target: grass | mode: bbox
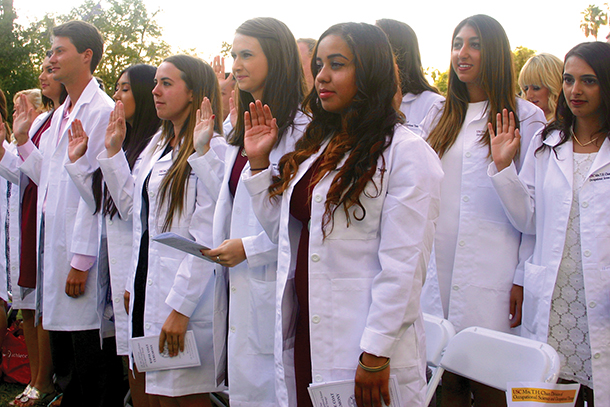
[0,380,27,405]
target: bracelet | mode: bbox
[358,353,390,373]
[250,166,268,172]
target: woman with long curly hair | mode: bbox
[242,22,442,407]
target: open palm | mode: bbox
[193,97,215,155]
[105,101,127,157]
[243,100,277,168]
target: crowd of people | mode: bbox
[0,11,607,407]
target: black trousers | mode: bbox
[49,330,125,406]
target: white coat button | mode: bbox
[458,240,465,247]
[277,310,281,315]
[312,315,320,324]
[145,323,151,330]
[114,297,120,303]
[111,258,117,265]
[147,279,153,286]
[581,201,589,208]
[314,194,322,203]
[231,286,236,292]
[462,196,469,202]
[453,285,459,291]
[465,152,471,158]
[11,266,15,271]
[314,374,323,383]
[584,250,591,257]
[149,191,155,197]
[10,207,15,212]
[311,254,320,262]
[230,326,236,333]
[108,220,114,225]
[235,207,242,214]
[594,352,601,359]
[589,302,596,309]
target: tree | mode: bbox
[513,46,537,93]
[580,4,608,40]
[0,0,40,118]
[59,0,171,93]
[425,68,448,96]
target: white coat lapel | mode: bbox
[544,131,573,189]
[587,137,610,177]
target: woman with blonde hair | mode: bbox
[518,53,564,122]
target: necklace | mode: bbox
[241,148,247,157]
[571,125,601,147]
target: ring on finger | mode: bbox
[216,256,220,263]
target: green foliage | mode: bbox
[59,0,171,94]
[220,41,232,58]
[0,0,40,119]
[580,4,608,40]
[513,46,536,94]
[426,68,448,96]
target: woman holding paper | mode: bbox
[242,22,442,407]
[490,41,610,407]
[193,17,309,407]
[93,55,227,405]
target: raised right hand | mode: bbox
[193,97,215,156]
[489,109,520,172]
[105,101,127,157]
[13,94,37,146]
[243,100,277,171]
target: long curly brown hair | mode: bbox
[269,22,403,238]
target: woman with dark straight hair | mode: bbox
[67,63,161,407]
[194,17,309,407]
[491,41,610,407]
[420,14,545,406]
[376,18,444,131]
[242,22,442,407]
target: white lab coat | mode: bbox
[66,129,163,355]
[400,91,445,134]
[243,124,443,407]
[99,132,227,396]
[420,98,545,333]
[0,118,51,309]
[18,78,113,331]
[189,112,309,407]
[0,140,22,304]
[489,130,610,406]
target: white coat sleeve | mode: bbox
[488,137,538,235]
[17,144,43,187]
[187,136,227,201]
[68,104,110,257]
[165,170,217,317]
[242,167,280,244]
[360,135,443,357]
[97,149,135,221]
[0,141,21,185]
[65,155,96,212]
[241,231,278,269]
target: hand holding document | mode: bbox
[308,375,402,407]
[152,232,214,262]
[131,330,201,372]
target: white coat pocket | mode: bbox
[331,278,372,368]
[522,261,549,335]
[247,278,275,355]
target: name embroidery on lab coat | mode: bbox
[590,172,610,182]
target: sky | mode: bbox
[13,0,603,73]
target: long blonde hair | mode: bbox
[518,53,563,122]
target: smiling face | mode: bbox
[39,57,63,103]
[152,61,193,128]
[231,34,269,101]
[314,34,358,116]
[563,56,601,121]
[113,72,136,123]
[522,84,551,117]
[451,24,482,87]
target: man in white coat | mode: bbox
[15,21,123,406]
